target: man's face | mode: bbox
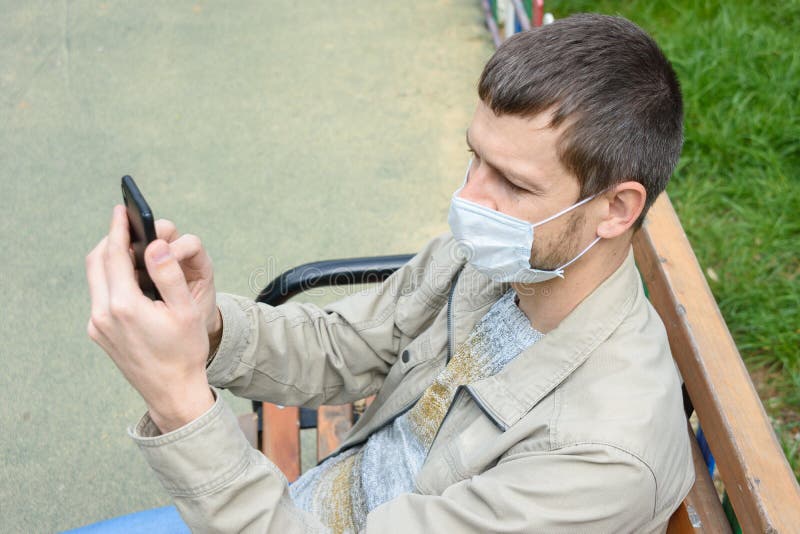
[460,101,595,271]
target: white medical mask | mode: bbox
[448,164,602,283]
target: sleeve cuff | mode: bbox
[205,292,253,388]
[128,387,271,497]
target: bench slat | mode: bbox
[668,423,732,533]
[262,403,301,482]
[634,193,800,532]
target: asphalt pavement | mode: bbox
[0,1,492,531]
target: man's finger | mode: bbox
[155,219,179,242]
[105,205,140,300]
[145,239,193,311]
[169,234,205,268]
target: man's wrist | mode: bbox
[148,382,215,434]
[207,307,223,360]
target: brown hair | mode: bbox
[478,14,683,226]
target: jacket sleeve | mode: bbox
[132,392,659,534]
[206,233,457,407]
[130,391,327,534]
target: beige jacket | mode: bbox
[131,233,695,533]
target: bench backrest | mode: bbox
[635,194,800,532]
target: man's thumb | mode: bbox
[146,239,191,309]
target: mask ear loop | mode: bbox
[551,236,603,277]
[531,193,598,228]
[536,191,607,276]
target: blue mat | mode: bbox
[63,506,189,533]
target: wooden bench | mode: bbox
[238,193,800,532]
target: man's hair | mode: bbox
[478,14,683,226]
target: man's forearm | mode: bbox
[131,391,322,532]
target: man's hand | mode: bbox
[86,205,215,433]
[151,217,222,350]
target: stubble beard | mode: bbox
[528,211,586,271]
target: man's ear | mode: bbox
[596,181,646,239]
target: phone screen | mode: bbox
[121,175,161,300]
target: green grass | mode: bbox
[551,1,800,477]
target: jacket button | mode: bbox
[401,350,410,363]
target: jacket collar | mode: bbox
[462,248,641,430]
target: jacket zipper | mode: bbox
[446,269,462,364]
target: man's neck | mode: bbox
[512,240,630,333]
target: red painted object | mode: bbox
[533,0,544,27]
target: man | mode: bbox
[86,13,694,533]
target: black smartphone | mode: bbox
[121,175,161,300]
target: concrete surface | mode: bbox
[0,1,493,531]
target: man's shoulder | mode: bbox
[556,286,678,441]
[552,297,693,514]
